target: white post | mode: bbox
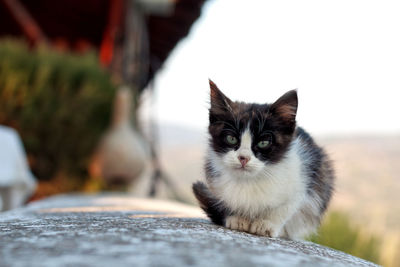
[0,125,37,211]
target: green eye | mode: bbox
[226,135,238,145]
[257,140,270,149]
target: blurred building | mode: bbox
[0,0,207,91]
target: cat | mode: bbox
[192,80,334,240]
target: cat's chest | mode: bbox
[211,166,306,217]
[215,174,290,207]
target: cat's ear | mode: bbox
[209,79,233,113]
[270,90,298,122]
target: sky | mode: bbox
[145,0,400,136]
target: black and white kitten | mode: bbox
[193,80,334,240]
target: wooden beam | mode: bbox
[99,0,124,67]
[1,0,48,44]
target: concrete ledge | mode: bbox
[0,194,379,267]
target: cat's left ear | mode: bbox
[209,79,233,113]
[270,90,298,122]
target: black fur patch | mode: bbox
[208,80,298,163]
[192,181,230,225]
[296,127,335,213]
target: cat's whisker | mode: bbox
[212,120,237,131]
[255,109,264,134]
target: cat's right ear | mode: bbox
[209,79,233,114]
[270,90,298,123]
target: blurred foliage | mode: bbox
[0,39,116,193]
[309,211,381,265]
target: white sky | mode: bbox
[148,0,400,136]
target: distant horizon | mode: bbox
[149,121,400,148]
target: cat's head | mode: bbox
[208,79,298,177]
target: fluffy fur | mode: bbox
[192,80,334,240]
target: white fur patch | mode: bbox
[208,136,318,239]
[283,193,322,239]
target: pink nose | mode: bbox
[238,156,250,167]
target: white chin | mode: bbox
[231,167,255,176]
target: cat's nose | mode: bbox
[238,156,250,167]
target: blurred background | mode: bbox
[0,0,399,266]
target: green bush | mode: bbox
[0,39,116,187]
[309,211,381,264]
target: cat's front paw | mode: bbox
[249,219,282,237]
[225,216,250,232]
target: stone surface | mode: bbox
[0,195,379,267]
